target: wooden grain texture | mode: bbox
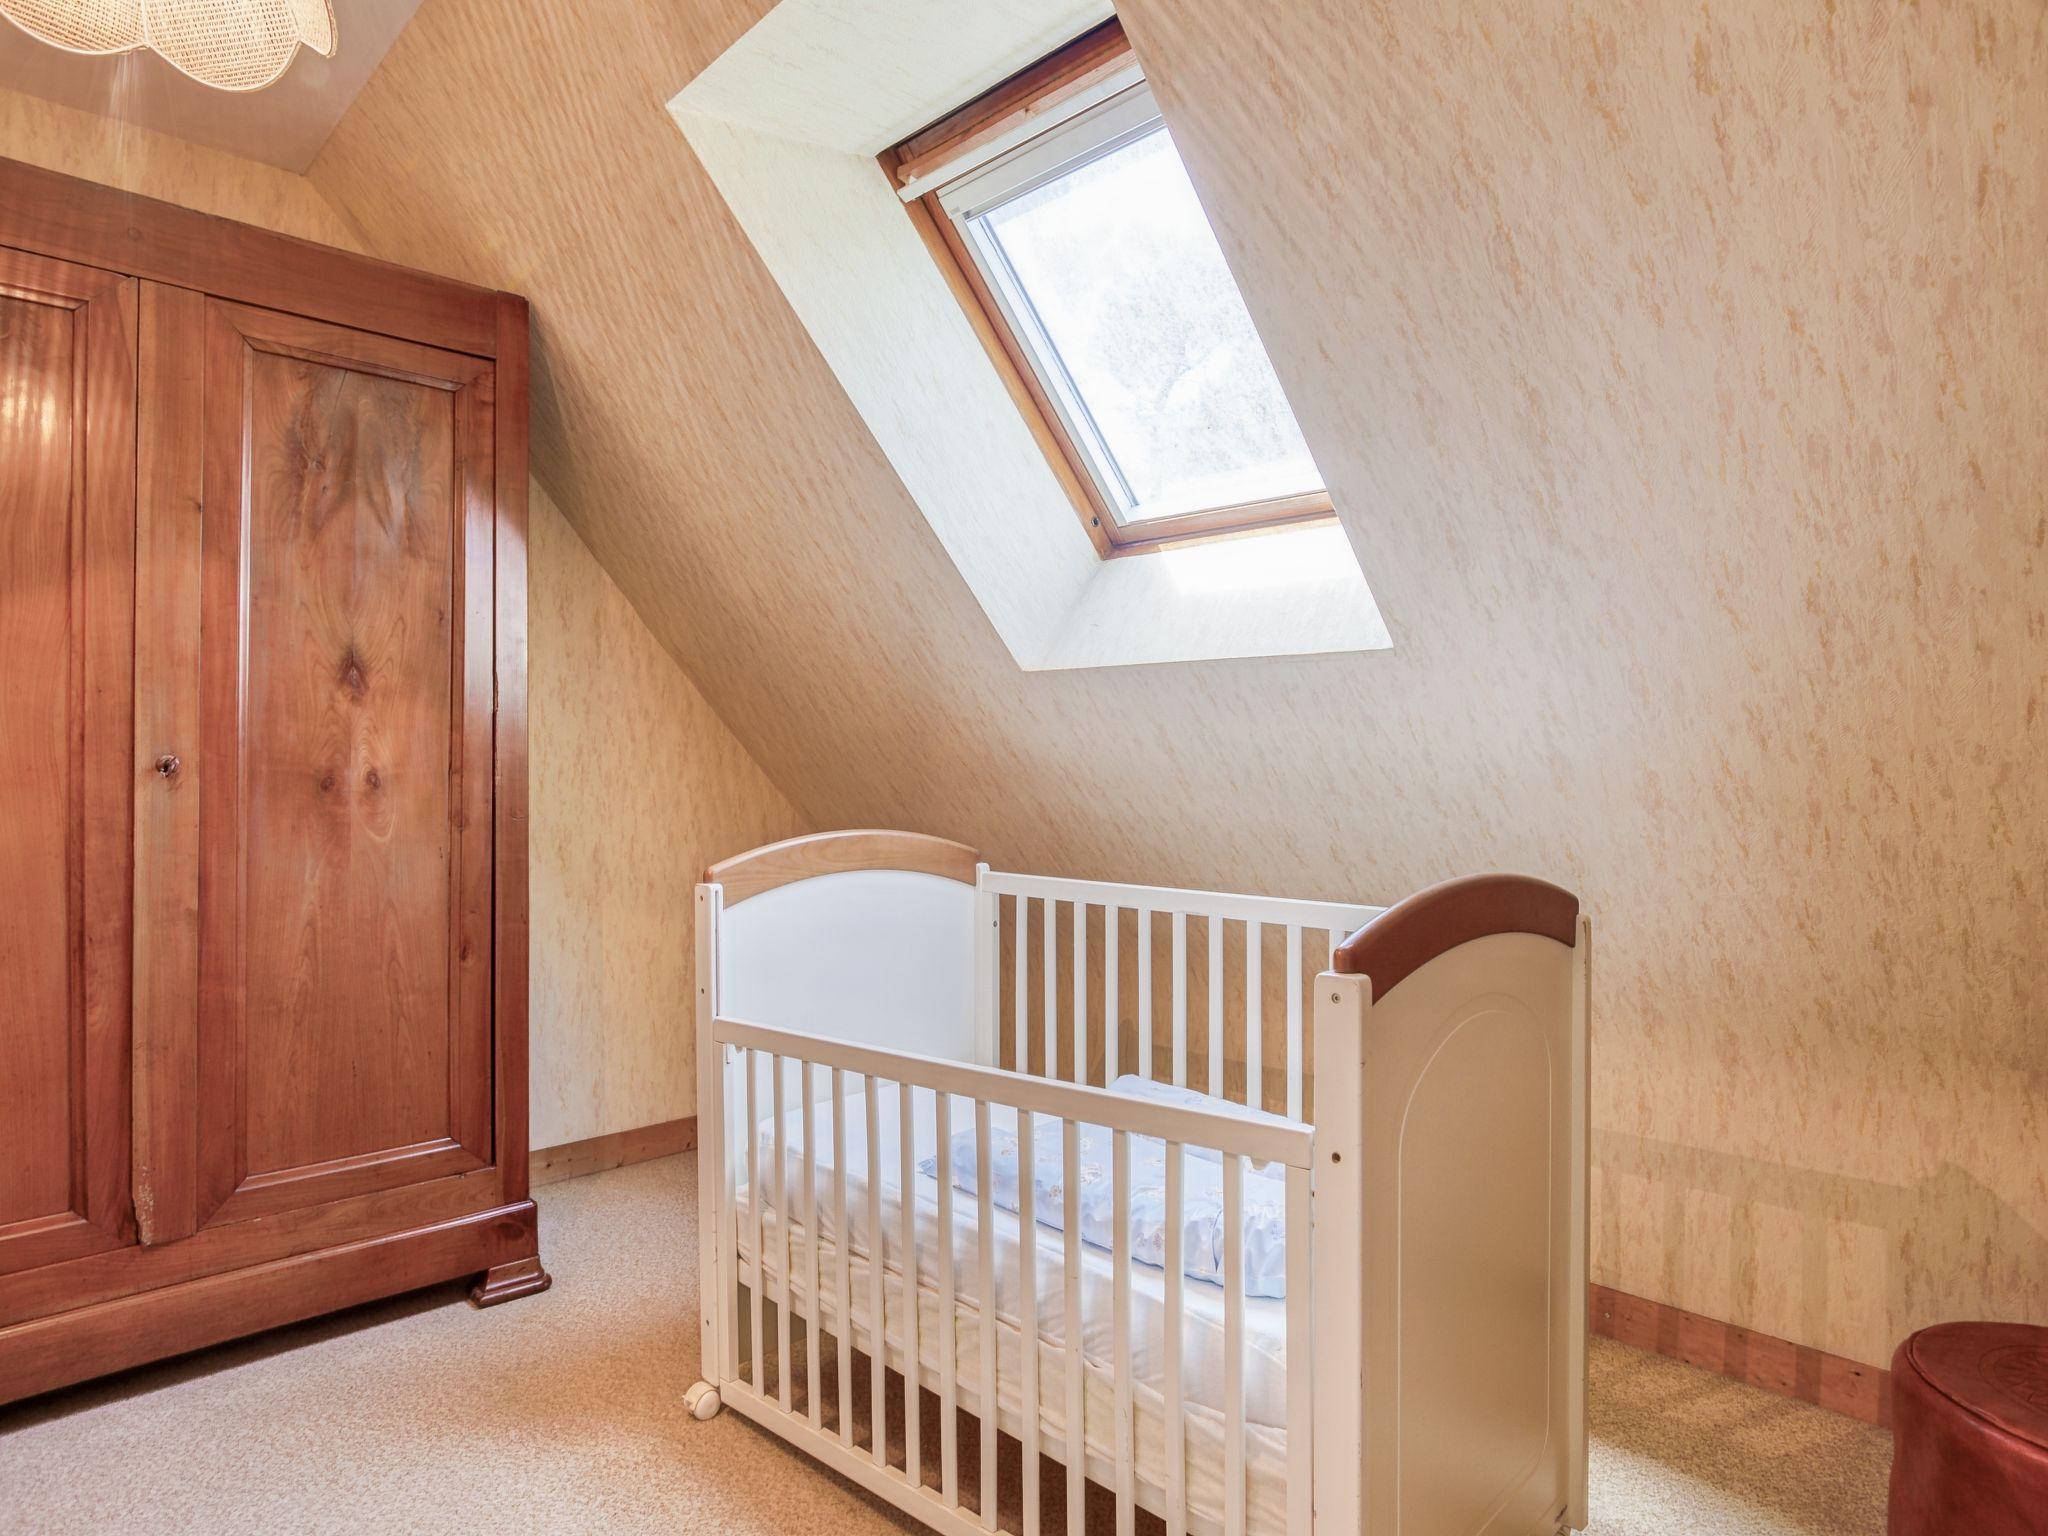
[195,297,496,1225]
[1592,1284,1893,1428]
[494,293,535,1200]
[131,282,206,1248]
[0,279,77,1233]
[0,247,136,1278]
[892,17,1131,191]
[308,0,2048,1368]
[0,153,497,355]
[530,1116,698,1188]
[0,1200,538,1407]
[707,828,980,905]
[0,1167,505,1330]
[1333,874,1579,997]
[469,1253,552,1307]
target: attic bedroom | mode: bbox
[0,3,2041,1534]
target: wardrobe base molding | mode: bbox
[1591,1282,1893,1426]
[470,1255,553,1308]
[0,1201,540,1408]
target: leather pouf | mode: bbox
[1889,1322,2048,1535]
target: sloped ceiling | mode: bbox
[0,0,423,170]
[308,0,2048,1362]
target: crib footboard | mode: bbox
[1313,875,1591,1536]
[692,1013,1325,1536]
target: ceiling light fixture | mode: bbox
[0,0,336,92]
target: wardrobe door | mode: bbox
[0,249,137,1275]
[145,296,498,1239]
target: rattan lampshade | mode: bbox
[0,0,336,91]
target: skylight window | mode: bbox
[889,23,1333,556]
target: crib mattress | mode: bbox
[730,1077,1294,1535]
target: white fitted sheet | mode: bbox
[731,1073,1295,1536]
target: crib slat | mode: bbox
[1015,894,1030,1075]
[717,1042,737,1383]
[1164,1140,1186,1536]
[1044,897,1059,1080]
[1074,902,1089,1086]
[1112,1129,1135,1536]
[976,1100,997,1529]
[1285,925,1304,1121]
[1105,906,1120,1082]
[1208,914,1224,1098]
[1137,907,1154,1082]
[834,1066,852,1448]
[774,1056,791,1414]
[865,1073,886,1468]
[936,1090,958,1508]
[1223,1152,1247,1536]
[1171,911,1188,1088]
[899,1080,922,1491]
[1063,1117,1084,1536]
[1285,1164,1313,1536]
[803,1062,821,1431]
[1019,1109,1041,1535]
[1245,923,1263,1112]
[748,1048,763,1396]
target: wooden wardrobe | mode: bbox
[0,158,545,1407]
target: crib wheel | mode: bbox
[684,1380,723,1421]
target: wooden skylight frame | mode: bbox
[882,19,1337,559]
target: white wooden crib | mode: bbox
[686,830,1590,1536]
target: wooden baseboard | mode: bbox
[1590,1283,1892,1427]
[529,1116,698,1188]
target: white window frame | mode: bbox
[916,76,1335,553]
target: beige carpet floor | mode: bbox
[0,1155,1893,1534]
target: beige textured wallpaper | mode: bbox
[305,0,2047,1369]
[0,93,808,1152]
[528,483,807,1145]
[0,85,365,244]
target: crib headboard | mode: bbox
[701,830,988,1064]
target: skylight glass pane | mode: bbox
[972,124,1321,525]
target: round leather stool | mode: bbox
[1889,1322,2048,1535]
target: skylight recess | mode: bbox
[893,29,1333,556]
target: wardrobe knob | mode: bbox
[155,754,181,779]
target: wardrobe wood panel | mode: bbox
[0,247,136,1278]
[193,299,495,1229]
[0,286,77,1230]
[132,281,206,1247]
[242,341,456,1167]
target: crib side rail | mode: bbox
[702,1011,1322,1536]
[714,1018,1313,1170]
[979,867,1382,1122]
